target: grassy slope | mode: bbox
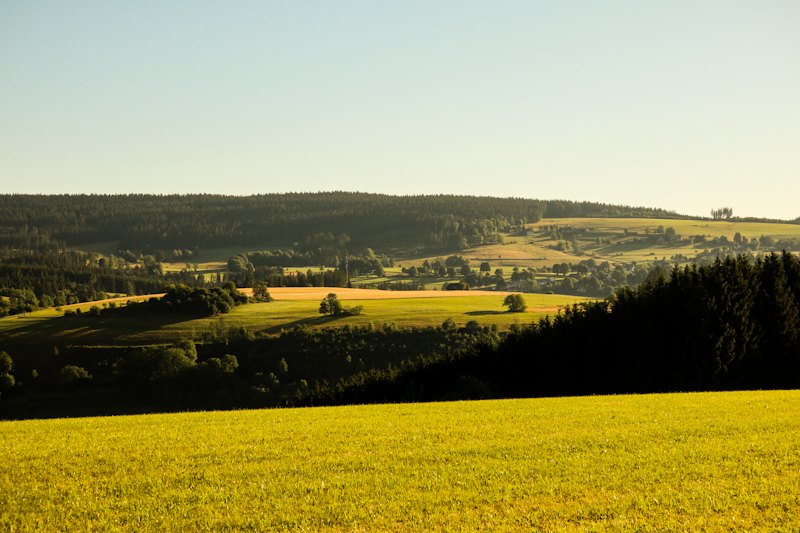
[0,294,591,349]
[396,217,800,270]
[2,391,798,531]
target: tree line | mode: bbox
[105,283,251,317]
[0,251,204,316]
[0,193,685,252]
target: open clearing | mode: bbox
[2,390,798,531]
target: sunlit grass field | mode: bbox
[0,293,592,348]
[2,390,799,531]
[537,216,800,238]
[400,217,800,270]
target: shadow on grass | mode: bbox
[464,310,504,316]
[0,314,196,348]
[261,313,346,335]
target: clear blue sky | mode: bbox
[1,1,798,219]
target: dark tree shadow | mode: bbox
[0,314,197,348]
[261,313,346,334]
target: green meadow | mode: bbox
[2,390,799,531]
[537,216,800,238]
[0,294,592,349]
[398,217,800,271]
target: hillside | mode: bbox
[0,290,591,352]
[400,216,800,269]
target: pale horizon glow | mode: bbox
[1,1,798,219]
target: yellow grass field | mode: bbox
[2,391,799,531]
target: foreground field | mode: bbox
[2,391,799,531]
[0,290,592,348]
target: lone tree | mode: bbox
[503,294,527,312]
[252,282,274,302]
[319,293,344,316]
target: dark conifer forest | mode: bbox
[0,192,682,250]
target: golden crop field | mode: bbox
[2,390,799,531]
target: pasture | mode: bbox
[398,217,800,271]
[538,217,800,239]
[0,289,593,349]
[2,390,798,531]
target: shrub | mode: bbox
[58,365,92,385]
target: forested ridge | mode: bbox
[1,193,682,250]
